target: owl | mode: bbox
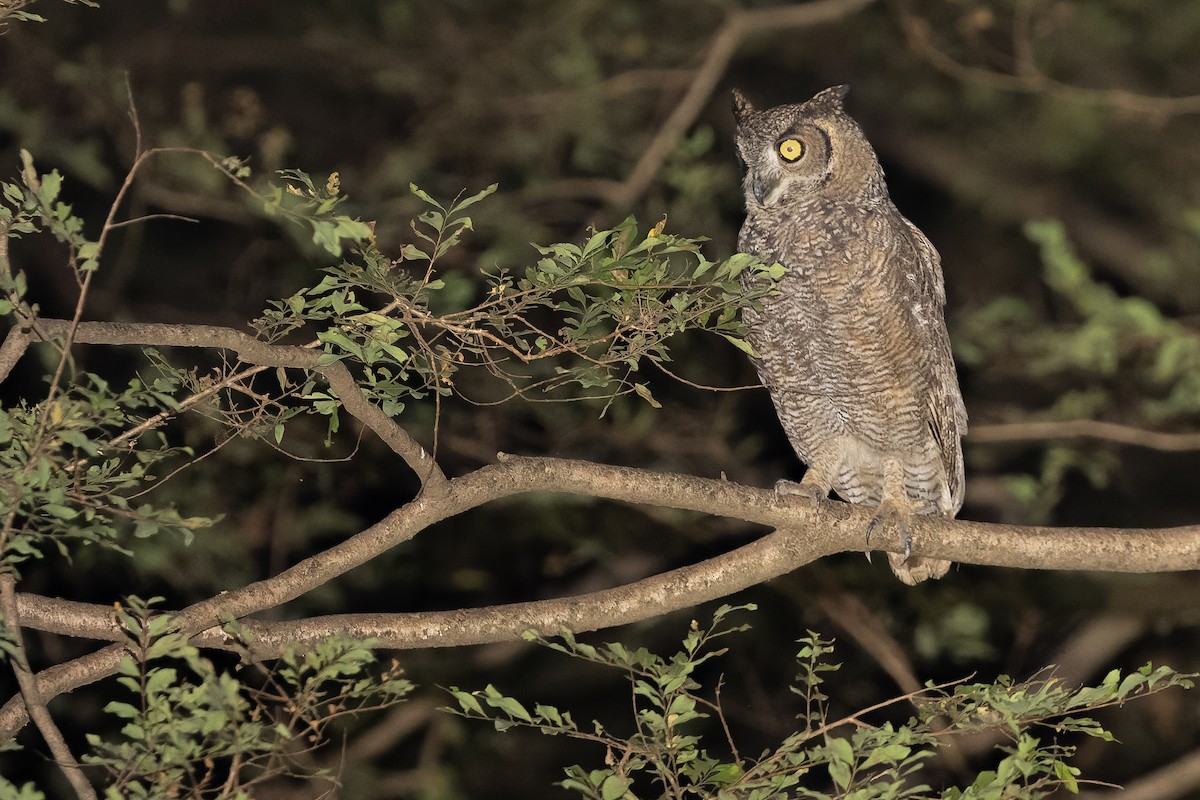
[732,85,968,585]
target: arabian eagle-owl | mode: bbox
[733,85,968,585]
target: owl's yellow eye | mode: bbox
[777,138,804,162]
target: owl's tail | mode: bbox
[886,553,952,586]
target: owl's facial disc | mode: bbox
[748,134,809,206]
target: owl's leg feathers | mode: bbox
[867,459,952,585]
[865,457,911,552]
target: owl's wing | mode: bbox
[900,215,946,305]
[897,213,968,513]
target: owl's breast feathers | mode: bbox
[739,197,967,512]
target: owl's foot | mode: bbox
[774,478,829,504]
[865,501,911,563]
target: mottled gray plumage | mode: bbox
[732,86,967,585]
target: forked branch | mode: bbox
[3,452,1198,738]
[4,318,445,487]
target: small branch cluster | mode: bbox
[445,606,1195,798]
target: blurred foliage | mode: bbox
[0,0,1198,797]
[959,221,1200,422]
[957,220,1200,519]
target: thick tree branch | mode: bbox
[4,453,1199,737]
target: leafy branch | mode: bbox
[446,607,1194,800]
[254,182,778,441]
[80,596,413,799]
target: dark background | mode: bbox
[1,1,1198,797]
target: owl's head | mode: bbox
[732,86,884,209]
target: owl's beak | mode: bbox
[750,175,775,206]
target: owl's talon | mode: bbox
[864,511,890,564]
[865,504,902,545]
[866,503,915,563]
[774,479,827,504]
[864,514,882,547]
[864,515,883,566]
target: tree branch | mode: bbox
[968,420,1200,452]
[0,575,97,800]
[8,318,446,487]
[4,453,1199,737]
[893,0,1200,117]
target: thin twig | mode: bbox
[968,419,1200,452]
[4,319,445,486]
[811,588,971,775]
[0,575,98,800]
[106,213,200,230]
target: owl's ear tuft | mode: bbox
[810,85,850,110]
[731,89,755,124]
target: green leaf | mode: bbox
[719,333,758,358]
[41,503,78,520]
[828,760,852,790]
[535,703,564,726]
[633,382,661,408]
[827,736,854,788]
[315,352,347,366]
[400,243,430,261]
[861,743,910,768]
[1053,760,1080,793]
[493,695,533,723]
[600,775,630,800]
[146,634,185,662]
[102,701,140,720]
[453,183,498,211]
[409,184,446,211]
[1116,671,1148,699]
[144,667,178,695]
[451,690,484,716]
[40,170,62,205]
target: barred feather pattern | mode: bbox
[733,86,967,585]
